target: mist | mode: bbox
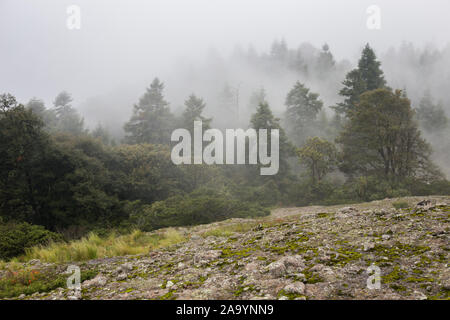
[1,0,450,175]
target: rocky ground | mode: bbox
[2,196,449,300]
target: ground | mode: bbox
[1,196,449,300]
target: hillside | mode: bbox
[1,196,449,300]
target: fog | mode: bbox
[1,0,450,175]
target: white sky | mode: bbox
[1,0,450,104]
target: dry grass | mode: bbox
[16,228,186,264]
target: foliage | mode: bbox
[285,81,323,145]
[297,137,338,183]
[129,189,269,231]
[0,221,62,261]
[124,78,175,144]
[336,44,386,116]
[20,229,186,263]
[338,89,437,181]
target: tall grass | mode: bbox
[17,228,186,264]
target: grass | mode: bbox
[0,265,98,299]
[200,222,260,238]
[392,201,409,209]
[14,228,186,264]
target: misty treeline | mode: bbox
[1,42,450,260]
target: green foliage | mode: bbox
[181,94,211,133]
[416,91,448,133]
[0,222,61,261]
[336,44,386,116]
[393,201,409,209]
[297,137,338,183]
[285,81,323,145]
[52,91,86,135]
[130,189,269,231]
[124,78,175,144]
[338,89,437,181]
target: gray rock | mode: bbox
[283,282,305,295]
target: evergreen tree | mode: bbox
[248,87,267,112]
[338,89,438,181]
[251,102,294,176]
[416,91,448,133]
[124,78,174,144]
[285,81,323,146]
[336,44,386,116]
[181,94,211,133]
[53,91,85,135]
[315,43,335,78]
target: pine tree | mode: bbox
[416,91,448,133]
[124,78,174,144]
[251,102,294,176]
[337,89,437,180]
[316,43,335,78]
[53,91,85,135]
[181,94,211,133]
[336,44,386,116]
[285,81,323,146]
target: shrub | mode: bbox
[130,189,270,231]
[392,201,409,209]
[0,222,62,261]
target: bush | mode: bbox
[130,189,270,231]
[392,201,409,209]
[0,222,62,261]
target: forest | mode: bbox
[1,42,450,261]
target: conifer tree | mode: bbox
[124,78,174,144]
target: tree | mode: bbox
[248,87,267,112]
[416,91,448,133]
[251,101,294,177]
[285,81,323,145]
[338,88,437,181]
[315,43,335,78]
[53,91,85,135]
[181,94,211,133]
[124,78,174,144]
[336,44,386,116]
[0,94,49,224]
[297,137,338,184]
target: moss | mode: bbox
[382,265,406,284]
[277,289,306,300]
[221,247,254,259]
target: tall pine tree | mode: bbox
[336,44,386,116]
[124,78,174,144]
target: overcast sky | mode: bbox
[1,0,450,105]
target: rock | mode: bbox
[278,296,289,300]
[412,290,427,300]
[83,274,107,287]
[283,282,305,295]
[267,261,286,277]
[18,294,25,299]
[117,273,128,281]
[117,262,133,273]
[415,200,434,211]
[166,280,174,288]
[194,250,222,265]
[381,234,391,240]
[363,242,375,251]
[28,259,41,265]
[267,255,305,277]
[281,255,305,273]
[244,262,259,273]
